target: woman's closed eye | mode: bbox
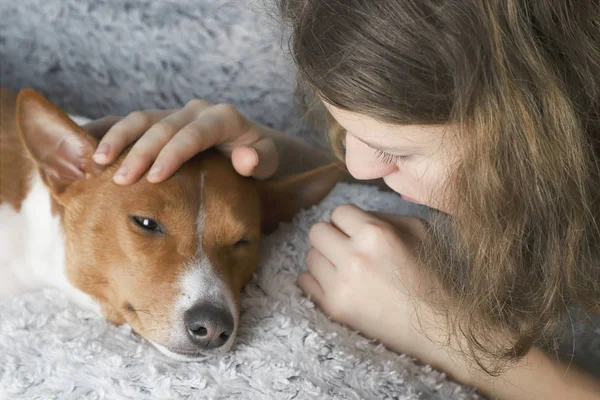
[374,149,412,164]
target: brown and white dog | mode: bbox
[0,88,343,360]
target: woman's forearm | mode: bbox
[263,124,393,191]
[260,123,336,176]
[456,347,600,400]
[409,313,600,400]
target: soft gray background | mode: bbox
[0,0,597,399]
[0,0,319,143]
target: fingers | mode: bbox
[230,136,278,179]
[82,116,122,141]
[145,109,278,183]
[330,204,381,236]
[146,108,242,182]
[231,146,259,177]
[305,247,336,285]
[296,272,325,304]
[308,222,349,267]
[90,99,280,185]
[93,110,172,165]
[369,212,428,239]
[116,107,206,184]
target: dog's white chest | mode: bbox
[0,172,98,310]
[0,173,65,293]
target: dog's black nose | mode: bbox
[184,303,234,350]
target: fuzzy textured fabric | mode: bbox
[0,0,321,145]
[0,0,598,398]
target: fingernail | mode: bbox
[113,165,129,183]
[93,143,110,161]
[147,164,163,181]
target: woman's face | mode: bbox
[325,102,457,214]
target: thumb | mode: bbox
[230,137,279,179]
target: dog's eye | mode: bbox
[233,237,252,248]
[130,216,162,233]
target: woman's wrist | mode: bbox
[445,347,600,399]
[259,123,335,176]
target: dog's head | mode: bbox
[16,89,344,360]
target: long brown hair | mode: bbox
[279,0,600,374]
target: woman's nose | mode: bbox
[344,133,397,180]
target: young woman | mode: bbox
[89,1,600,398]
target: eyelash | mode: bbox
[374,149,411,164]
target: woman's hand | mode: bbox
[298,204,447,363]
[300,205,600,399]
[90,100,279,184]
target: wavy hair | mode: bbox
[279,0,600,374]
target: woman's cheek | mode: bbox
[383,160,439,207]
[383,173,420,203]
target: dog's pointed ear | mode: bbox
[258,163,347,234]
[16,89,101,195]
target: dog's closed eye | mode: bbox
[233,237,252,248]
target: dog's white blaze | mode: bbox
[167,174,238,351]
[0,172,99,312]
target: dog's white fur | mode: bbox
[0,171,99,313]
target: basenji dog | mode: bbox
[0,88,344,360]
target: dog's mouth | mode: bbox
[148,340,213,362]
[146,331,237,362]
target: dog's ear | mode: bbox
[16,89,101,195]
[258,163,347,233]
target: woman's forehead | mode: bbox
[324,101,450,150]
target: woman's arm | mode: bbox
[444,347,600,400]
[258,123,334,176]
[260,123,393,190]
